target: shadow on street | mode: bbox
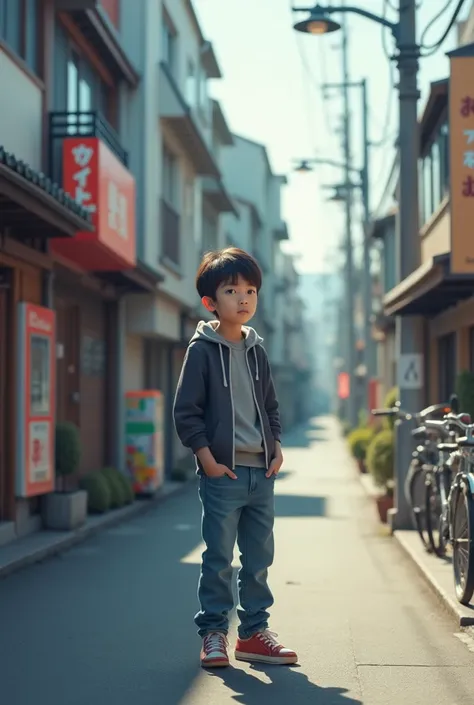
[283,419,329,448]
[0,488,207,705]
[207,663,362,705]
[274,494,327,518]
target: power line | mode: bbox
[420,0,468,56]
[420,0,456,48]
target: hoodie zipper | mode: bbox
[245,349,269,468]
[228,349,236,469]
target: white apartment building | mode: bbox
[119,0,236,474]
[219,134,289,361]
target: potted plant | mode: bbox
[42,422,87,531]
[347,427,374,473]
[366,429,394,522]
[456,370,474,420]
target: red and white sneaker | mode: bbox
[201,632,230,668]
[235,630,298,665]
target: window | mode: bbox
[162,15,176,74]
[419,116,449,226]
[66,50,109,132]
[438,333,456,401]
[198,68,210,122]
[162,144,178,208]
[422,153,433,223]
[0,0,39,73]
[186,59,196,107]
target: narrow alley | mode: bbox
[2,418,474,705]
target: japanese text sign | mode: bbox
[449,53,474,273]
[62,137,136,269]
[16,303,56,498]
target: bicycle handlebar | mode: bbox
[424,415,473,434]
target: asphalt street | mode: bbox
[2,416,474,704]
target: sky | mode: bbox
[193,0,468,274]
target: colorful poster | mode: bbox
[16,303,56,498]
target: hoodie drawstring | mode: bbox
[219,344,228,387]
[253,347,259,381]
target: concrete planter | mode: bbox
[376,493,394,524]
[42,490,88,531]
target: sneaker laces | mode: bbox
[203,632,228,655]
[256,630,281,652]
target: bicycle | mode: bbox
[372,401,452,552]
[423,397,470,558]
[423,413,474,605]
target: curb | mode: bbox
[0,479,195,581]
[393,530,474,628]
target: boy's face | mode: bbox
[203,275,258,325]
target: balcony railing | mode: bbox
[49,111,128,183]
[161,198,180,268]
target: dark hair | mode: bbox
[195,247,262,299]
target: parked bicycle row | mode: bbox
[371,396,474,606]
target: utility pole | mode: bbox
[392,0,423,529]
[360,79,375,391]
[292,0,425,530]
[341,14,358,429]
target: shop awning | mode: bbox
[383,253,474,317]
[0,147,93,239]
[97,260,165,294]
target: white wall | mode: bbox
[0,50,42,170]
[124,335,145,391]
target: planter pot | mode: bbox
[376,494,394,524]
[42,490,88,531]
[357,458,367,474]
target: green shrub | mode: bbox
[100,467,127,508]
[347,427,375,461]
[383,387,399,429]
[55,423,81,490]
[456,370,474,421]
[341,420,352,437]
[79,472,111,513]
[367,429,394,492]
[116,471,134,504]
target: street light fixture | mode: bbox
[292,1,422,531]
[293,6,341,35]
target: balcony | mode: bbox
[158,62,220,178]
[161,198,180,271]
[202,177,237,215]
[274,220,289,241]
[54,1,139,86]
[49,111,128,184]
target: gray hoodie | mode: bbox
[173,320,281,472]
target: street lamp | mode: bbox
[293,6,341,34]
[292,1,422,531]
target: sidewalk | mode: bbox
[0,480,192,580]
[3,416,474,704]
[354,441,474,628]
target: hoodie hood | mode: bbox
[190,320,263,387]
[190,320,263,349]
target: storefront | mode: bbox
[0,147,93,540]
[49,133,139,478]
[383,253,474,404]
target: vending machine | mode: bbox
[125,390,164,495]
[16,303,56,498]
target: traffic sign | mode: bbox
[398,354,423,390]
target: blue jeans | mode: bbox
[195,465,275,640]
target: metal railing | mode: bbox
[49,111,128,182]
[161,198,180,266]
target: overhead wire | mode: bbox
[420,0,468,56]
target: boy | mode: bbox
[173,247,298,668]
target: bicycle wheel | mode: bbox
[452,484,474,605]
[425,476,446,558]
[406,461,430,550]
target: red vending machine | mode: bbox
[16,303,56,498]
